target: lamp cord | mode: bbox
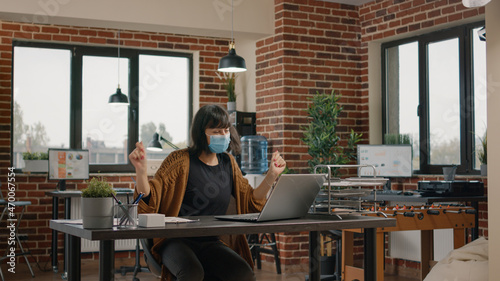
[117,30,120,88]
[231,0,234,43]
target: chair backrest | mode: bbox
[140,238,162,277]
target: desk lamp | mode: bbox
[147,132,179,151]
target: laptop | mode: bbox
[215,174,326,222]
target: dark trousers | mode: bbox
[161,238,256,281]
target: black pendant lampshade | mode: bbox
[218,43,246,73]
[108,87,129,104]
[109,30,129,105]
[217,0,247,73]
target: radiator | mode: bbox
[70,195,137,252]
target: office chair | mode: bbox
[139,239,162,278]
[0,184,35,281]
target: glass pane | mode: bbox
[139,54,190,160]
[13,47,71,168]
[472,27,487,169]
[428,38,460,165]
[385,42,419,170]
[82,56,129,164]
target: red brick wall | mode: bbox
[256,0,364,175]
[254,0,486,275]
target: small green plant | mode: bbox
[477,133,487,165]
[384,133,411,145]
[22,151,49,160]
[302,90,363,176]
[81,177,116,198]
[216,72,236,102]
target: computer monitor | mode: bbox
[48,148,89,190]
[357,144,412,178]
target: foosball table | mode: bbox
[342,204,476,281]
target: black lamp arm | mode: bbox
[159,135,179,150]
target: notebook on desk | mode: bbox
[215,174,326,222]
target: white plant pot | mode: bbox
[227,101,236,112]
[481,164,487,176]
[81,197,114,229]
[23,160,48,173]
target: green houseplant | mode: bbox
[477,133,487,176]
[302,90,362,176]
[216,72,236,111]
[81,177,116,229]
[22,151,49,173]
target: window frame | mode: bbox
[11,40,194,173]
[381,21,484,175]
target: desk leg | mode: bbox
[67,235,81,281]
[309,231,320,281]
[100,240,115,281]
[364,228,376,281]
[64,197,71,277]
[51,196,59,272]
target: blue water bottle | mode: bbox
[240,135,268,174]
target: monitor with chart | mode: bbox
[48,148,89,181]
[357,144,412,177]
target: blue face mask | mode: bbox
[208,134,231,154]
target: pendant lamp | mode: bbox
[109,30,129,104]
[218,0,246,73]
[462,0,490,7]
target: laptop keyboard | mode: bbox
[232,213,259,221]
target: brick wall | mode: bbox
[254,0,486,276]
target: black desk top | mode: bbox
[50,214,396,241]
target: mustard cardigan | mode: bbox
[136,148,266,280]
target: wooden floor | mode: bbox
[3,257,420,281]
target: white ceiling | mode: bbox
[320,0,373,5]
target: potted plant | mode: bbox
[302,90,362,176]
[22,151,49,173]
[216,71,236,112]
[81,177,116,229]
[477,133,487,176]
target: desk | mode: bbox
[45,189,133,273]
[50,214,395,281]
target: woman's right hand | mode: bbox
[129,142,147,174]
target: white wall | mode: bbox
[486,1,500,280]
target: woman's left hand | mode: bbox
[269,150,286,177]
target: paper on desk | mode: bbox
[165,217,199,224]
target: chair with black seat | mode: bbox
[139,239,162,278]
[0,186,35,281]
[247,233,281,274]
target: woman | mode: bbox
[129,104,286,281]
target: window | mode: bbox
[12,42,193,172]
[382,22,486,174]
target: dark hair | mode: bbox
[188,104,241,156]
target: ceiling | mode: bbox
[320,0,373,5]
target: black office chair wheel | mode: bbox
[133,277,140,281]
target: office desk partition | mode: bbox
[50,214,395,281]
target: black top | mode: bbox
[179,153,233,217]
